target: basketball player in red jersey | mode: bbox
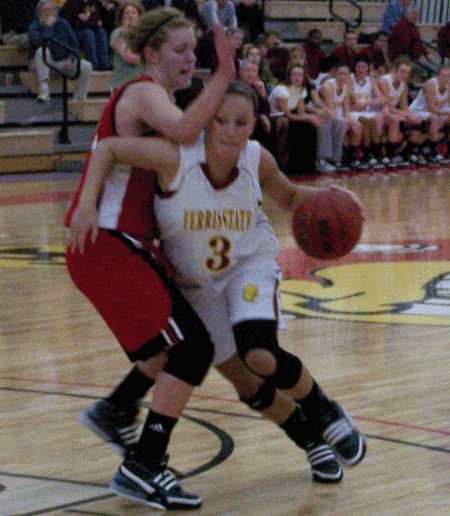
[65,8,235,510]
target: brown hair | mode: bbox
[115,0,144,27]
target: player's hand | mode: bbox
[213,22,235,79]
[329,185,364,219]
[67,204,99,254]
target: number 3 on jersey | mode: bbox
[206,236,231,271]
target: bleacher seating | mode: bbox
[0,0,445,174]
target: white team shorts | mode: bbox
[412,110,450,127]
[350,111,377,121]
[181,254,285,364]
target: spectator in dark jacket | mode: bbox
[235,0,265,43]
[28,0,93,102]
[59,0,111,70]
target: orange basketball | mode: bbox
[292,189,363,260]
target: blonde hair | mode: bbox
[130,7,193,57]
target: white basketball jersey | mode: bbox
[381,73,404,108]
[327,78,346,118]
[351,74,374,110]
[155,135,279,291]
[410,77,450,112]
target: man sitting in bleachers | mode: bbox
[302,28,327,81]
[328,30,359,71]
[389,5,434,81]
[358,31,391,78]
[28,0,93,102]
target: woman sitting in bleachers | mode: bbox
[109,0,143,91]
[268,63,323,175]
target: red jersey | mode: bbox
[65,75,160,242]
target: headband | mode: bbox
[138,15,177,52]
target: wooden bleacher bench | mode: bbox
[68,98,108,121]
[264,1,440,43]
[0,45,28,68]
[19,70,113,95]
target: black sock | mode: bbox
[280,406,317,450]
[296,381,335,421]
[429,141,438,154]
[135,410,177,467]
[344,145,357,164]
[106,366,155,412]
[371,143,383,160]
[385,141,398,158]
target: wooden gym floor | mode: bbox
[1,165,449,516]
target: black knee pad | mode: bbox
[240,380,276,411]
[270,348,302,389]
[160,277,215,386]
[233,319,302,390]
[164,332,214,386]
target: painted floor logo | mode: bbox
[278,241,450,326]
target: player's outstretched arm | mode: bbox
[259,147,363,215]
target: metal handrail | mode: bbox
[408,40,445,83]
[42,37,82,144]
[328,0,363,31]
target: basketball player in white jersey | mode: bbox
[71,81,367,487]
[408,65,450,164]
[319,63,363,169]
[349,57,386,169]
[378,57,423,166]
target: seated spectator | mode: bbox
[28,0,93,102]
[409,65,450,164]
[235,0,265,43]
[319,63,363,169]
[59,0,112,70]
[110,0,143,91]
[437,16,450,60]
[228,27,245,69]
[329,29,359,71]
[358,31,391,78]
[96,0,118,39]
[141,0,203,28]
[199,0,238,33]
[377,57,423,166]
[250,36,277,88]
[265,30,290,83]
[238,58,272,149]
[381,0,412,36]
[349,57,387,169]
[389,5,434,80]
[289,44,307,68]
[268,64,322,175]
[0,0,38,50]
[302,28,327,80]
